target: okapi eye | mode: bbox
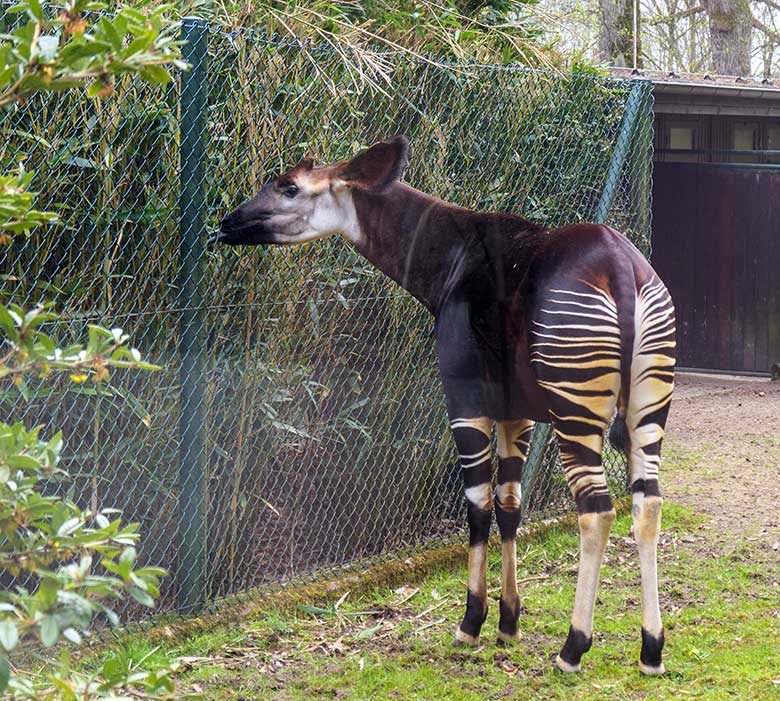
[283,184,299,198]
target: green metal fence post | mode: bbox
[521,423,552,513]
[592,78,653,494]
[630,84,654,257]
[594,79,651,225]
[177,16,208,613]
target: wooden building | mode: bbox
[621,72,780,376]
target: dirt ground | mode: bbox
[663,372,780,550]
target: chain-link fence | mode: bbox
[0,14,653,620]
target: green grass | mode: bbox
[118,502,780,700]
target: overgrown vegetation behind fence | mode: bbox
[0,14,653,619]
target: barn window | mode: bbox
[733,124,757,150]
[766,125,780,164]
[663,120,700,162]
[669,127,694,150]
[731,123,758,162]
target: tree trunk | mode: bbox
[701,0,752,75]
[599,0,642,67]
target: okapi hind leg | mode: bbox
[634,489,664,675]
[626,275,676,675]
[627,419,668,676]
[495,419,534,645]
[451,417,494,647]
[553,433,616,673]
[528,278,622,671]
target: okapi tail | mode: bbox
[608,262,637,455]
[608,406,630,454]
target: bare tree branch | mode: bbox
[754,0,780,15]
[649,4,704,25]
[753,16,780,42]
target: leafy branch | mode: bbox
[0,0,184,697]
[0,0,184,110]
[0,303,159,392]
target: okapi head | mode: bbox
[216,135,409,246]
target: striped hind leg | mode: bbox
[450,416,494,647]
[529,280,622,671]
[553,430,616,673]
[495,419,534,644]
[628,277,675,675]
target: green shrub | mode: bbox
[1,0,182,696]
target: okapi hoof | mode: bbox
[639,661,666,676]
[640,627,665,675]
[554,654,581,673]
[555,626,591,673]
[454,628,480,647]
[496,630,522,647]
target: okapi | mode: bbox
[214,135,675,674]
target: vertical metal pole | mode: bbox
[631,85,654,258]
[178,17,208,613]
[521,423,552,513]
[592,79,653,495]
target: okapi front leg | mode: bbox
[495,419,534,645]
[451,417,494,647]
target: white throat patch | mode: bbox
[309,188,362,244]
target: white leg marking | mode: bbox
[464,483,492,510]
[570,510,616,636]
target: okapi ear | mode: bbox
[338,135,409,192]
[291,157,314,173]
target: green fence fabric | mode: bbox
[0,14,653,619]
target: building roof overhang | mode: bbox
[610,68,780,117]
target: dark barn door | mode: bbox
[652,162,780,374]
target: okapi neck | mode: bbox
[350,183,544,315]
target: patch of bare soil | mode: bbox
[663,372,780,551]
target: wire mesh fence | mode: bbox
[0,14,653,620]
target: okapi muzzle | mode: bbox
[217,183,276,245]
[214,135,676,676]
